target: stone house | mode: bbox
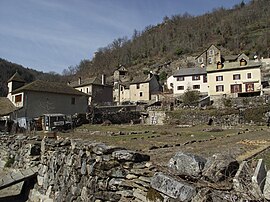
[114,82,131,104]
[207,59,262,98]
[113,65,130,104]
[69,75,113,105]
[195,44,221,67]
[129,74,162,103]
[168,67,208,96]
[7,73,89,119]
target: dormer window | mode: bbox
[217,61,223,69]
[240,59,247,66]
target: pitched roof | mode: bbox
[69,76,102,88]
[207,60,261,72]
[195,44,220,59]
[0,97,18,116]
[7,72,25,83]
[12,80,88,96]
[223,55,239,61]
[173,67,207,77]
[130,75,153,84]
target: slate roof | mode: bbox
[173,67,207,77]
[207,60,261,72]
[130,75,153,84]
[0,97,18,116]
[69,76,102,88]
[12,80,88,96]
[222,55,239,61]
[7,72,25,83]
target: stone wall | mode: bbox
[0,135,155,201]
[166,105,270,126]
[1,135,269,201]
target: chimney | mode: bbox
[101,74,106,85]
[78,77,81,85]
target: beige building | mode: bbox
[7,73,89,119]
[70,75,113,105]
[207,60,262,98]
[113,65,131,104]
[115,82,130,104]
[129,74,161,103]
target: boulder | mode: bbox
[168,152,206,177]
[203,154,239,182]
[150,172,196,201]
[112,150,150,162]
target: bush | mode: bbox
[5,156,15,168]
[182,88,200,106]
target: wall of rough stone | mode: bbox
[0,135,155,202]
[166,105,270,126]
[1,135,268,202]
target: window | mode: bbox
[139,92,143,97]
[71,97,75,105]
[136,84,140,89]
[216,76,223,81]
[247,73,252,79]
[86,88,89,93]
[216,85,224,92]
[233,74,241,80]
[177,86,184,90]
[198,57,203,63]
[231,84,242,93]
[203,75,207,83]
[193,85,200,90]
[208,57,212,64]
[177,76,185,81]
[192,75,200,80]
[209,49,214,55]
[15,94,22,103]
[246,83,254,92]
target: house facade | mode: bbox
[114,83,130,104]
[169,67,208,96]
[129,74,161,103]
[7,74,89,119]
[70,75,113,105]
[195,45,221,67]
[207,60,262,98]
[113,65,131,104]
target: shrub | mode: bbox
[5,156,15,168]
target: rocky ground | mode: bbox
[0,168,24,201]
[56,124,270,168]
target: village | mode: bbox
[1,44,270,133]
[2,45,270,202]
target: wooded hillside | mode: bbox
[71,0,270,78]
[0,58,66,96]
[1,0,270,93]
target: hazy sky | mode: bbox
[0,0,248,73]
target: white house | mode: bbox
[168,67,208,96]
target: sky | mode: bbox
[0,0,248,74]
